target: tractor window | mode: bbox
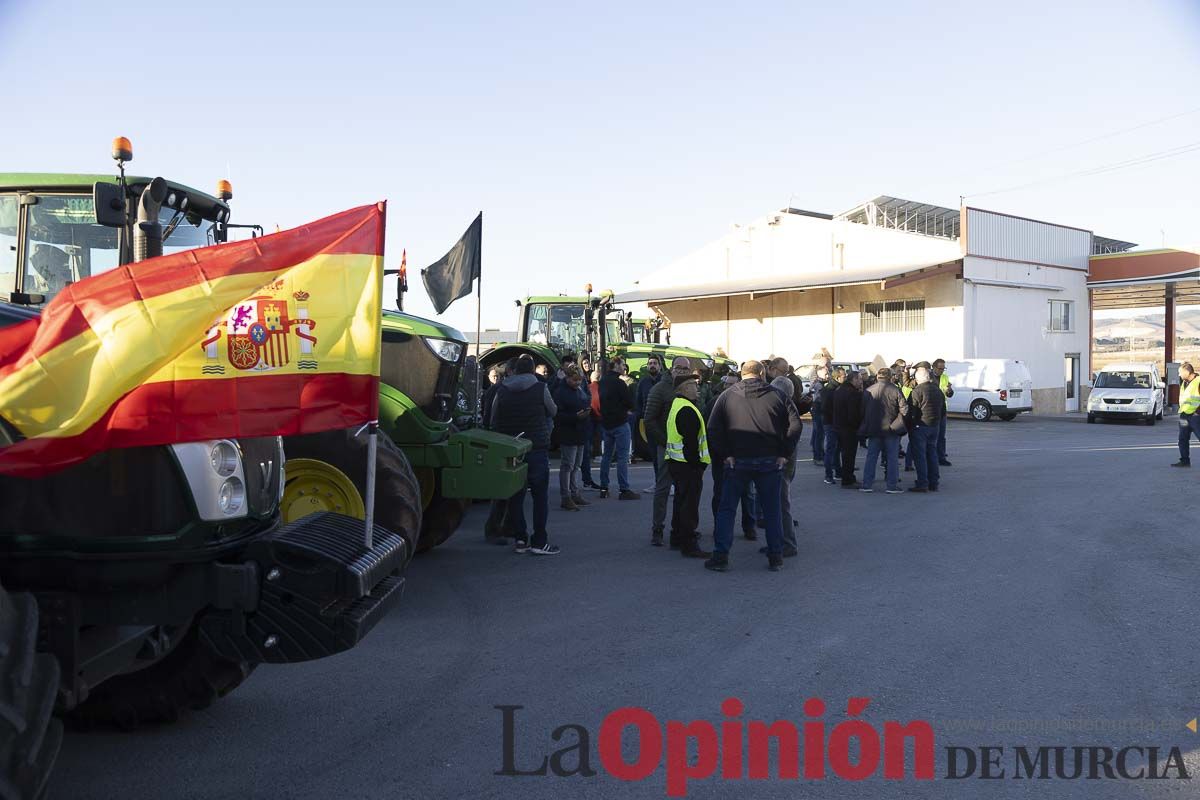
[23,195,118,303]
[525,303,586,355]
[20,194,215,306]
[0,195,16,298]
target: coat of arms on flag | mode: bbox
[201,289,320,374]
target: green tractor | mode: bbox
[480,288,718,380]
[280,309,529,551]
[0,141,411,794]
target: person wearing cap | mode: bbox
[858,366,908,494]
[704,360,802,572]
[665,373,712,558]
[832,370,864,487]
[820,367,844,484]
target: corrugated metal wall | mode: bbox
[965,208,1091,270]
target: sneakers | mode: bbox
[680,544,712,558]
[560,498,580,511]
[598,488,609,499]
[885,488,904,495]
[938,459,952,467]
[929,485,939,492]
[704,555,729,572]
[571,494,591,506]
[1172,460,1191,467]
[859,487,874,493]
[618,489,641,501]
[742,529,758,541]
[581,480,599,491]
[528,543,560,556]
[908,487,928,494]
[823,478,835,485]
[514,538,531,553]
[651,528,664,547]
[768,555,783,571]
[759,546,799,557]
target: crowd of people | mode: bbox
[480,349,958,569]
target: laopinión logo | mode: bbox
[495,699,1191,797]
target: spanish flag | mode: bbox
[0,203,386,477]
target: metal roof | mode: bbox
[1091,235,1139,255]
[838,195,961,240]
[616,260,962,304]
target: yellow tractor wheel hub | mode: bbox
[281,458,366,523]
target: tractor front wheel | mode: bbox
[281,429,423,553]
[417,480,470,553]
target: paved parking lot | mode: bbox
[55,415,1200,799]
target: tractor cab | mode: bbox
[1,142,236,308]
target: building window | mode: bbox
[1048,300,1073,332]
[860,298,925,334]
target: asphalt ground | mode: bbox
[54,414,1200,799]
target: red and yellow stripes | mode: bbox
[0,203,386,477]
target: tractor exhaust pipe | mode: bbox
[133,177,168,262]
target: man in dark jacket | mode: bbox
[858,367,909,494]
[907,366,945,492]
[665,374,712,559]
[490,354,559,554]
[635,355,662,458]
[597,357,639,500]
[820,368,843,484]
[553,366,592,511]
[704,360,803,572]
[706,374,756,538]
[832,371,864,487]
[644,356,692,544]
[482,358,515,543]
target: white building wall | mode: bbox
[963,208,1093,412]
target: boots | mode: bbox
[560,497,579,511]
[571,493,590,506]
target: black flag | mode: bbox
[421,213,482,314]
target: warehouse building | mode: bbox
[617,196,1136,413]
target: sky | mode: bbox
[1,0,1197,334]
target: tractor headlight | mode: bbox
[210,441,239,476]
[171,439,250,521]
[424,337,464,363]
[218,477,246,515]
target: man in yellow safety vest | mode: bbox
[666,373,712,558]
[1173,362,1200,467]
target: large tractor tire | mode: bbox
[282,429,422,551]
[417,479,470,553]
[0,587,61,800]
[68,625,253,731]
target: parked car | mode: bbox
[944,359,1034,421]
[1086,362,1165,425]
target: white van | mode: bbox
[1086,362,1165,425]
[943,359,1034,421]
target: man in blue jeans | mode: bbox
[907,366,945,493]
[1172,362,1200,466]
[859,366,908,494]
[704,360,803,572]
[820,368,843,484]
[932,358,955,466]
[597,357,640,500]
[489,354,560,554]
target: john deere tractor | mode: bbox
[479,287,717,380]
[0,140,411,796]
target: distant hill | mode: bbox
[1093,308,1200,342]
